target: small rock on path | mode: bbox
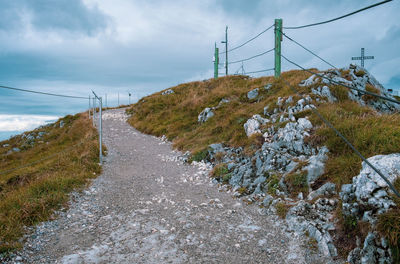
[8,109,336,263]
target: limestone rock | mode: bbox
[244,119,261,137]
[247,88,259,100]
[311,86,337,102]
[264,84,272,91]
[308,182,336,200]
[161,89,174,95]
[304,147,329,185]
[198,108,215,123]
[218,98,230,106]
[299,75,318,87]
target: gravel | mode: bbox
[4,109,337,264]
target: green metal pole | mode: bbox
[214,43,219,79]
[274,19,282,78]
[225,26,228,76]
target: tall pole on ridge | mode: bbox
[214,42,219,79]
[274,19,282,78]
[225,26,228,75]
[221,26,228,76]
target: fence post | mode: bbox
[93,97,96,126]
[225,26,228,75]
[214,42,219,79]
[89,95,91,119]
[274,18,282,78]
[99,97,103,164]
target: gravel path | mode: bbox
[8,109,336,263]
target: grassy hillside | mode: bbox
[0,112,101,253]
[127,70,400,188]
[128,71,310,152]
[127,69,400,258]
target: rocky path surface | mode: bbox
[8,109,337,263]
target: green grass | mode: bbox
[210,164,229,181]
[285,171,308,197]
[275,202,289,219]
[127,71,312,154]
[126,69,400,256]
[0,112,101,253]
[308,102,400,188]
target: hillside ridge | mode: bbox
[127,65,400,263]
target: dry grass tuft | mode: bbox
[126,70,400,257]
[0,113,100,253]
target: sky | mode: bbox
[0,0,399,140]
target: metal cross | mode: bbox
[351,48,374,68]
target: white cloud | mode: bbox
[0,114,59,132]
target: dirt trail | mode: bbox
[10,109,336,263]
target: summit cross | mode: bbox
[351,48,374,68]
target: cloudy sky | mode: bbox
[0,0,399,139]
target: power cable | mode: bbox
[281,54,400,105]
[284,0,393,30]
[220,24,274,54]
[281,77,400,198]
[229,48,275,65]
[0,85,89,99]
[244,68,275,75]
[282,32,337,69]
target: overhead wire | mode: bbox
[229,48,275,65]
[243,68,275,75]
[0,85,89,99]
[284,0,393,29]
[281,54,400,105]
[281,77,400,198]
[281,32,337,69]
[219,24,274,54]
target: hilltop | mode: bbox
[126,65,400,263]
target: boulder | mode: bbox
[308,182,336,200]
[311,86,337,102]
[161,89,174,95]
[299,75,318,87]
[304,147,329,185]
[247,88,259,100]
[218,98,230,106]
[286,200,338,258]
[341,153,400,217]
[347,232,392,264]
[12,147,20,152]
[264,84,272,91]
[244,119,261,137]
[198,108,215,123]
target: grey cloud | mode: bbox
[0,0,109,35]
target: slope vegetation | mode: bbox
[0,113,101,253]
[127,67,400,262]
[127,69,400,187]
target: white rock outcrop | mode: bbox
[244,119,261,137]
[161,89,174,95]
[198,108,215,123]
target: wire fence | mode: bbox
[0,84,105,171]
[213,0,400,197]
[283,0,392,30]
[216,22,275,76]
